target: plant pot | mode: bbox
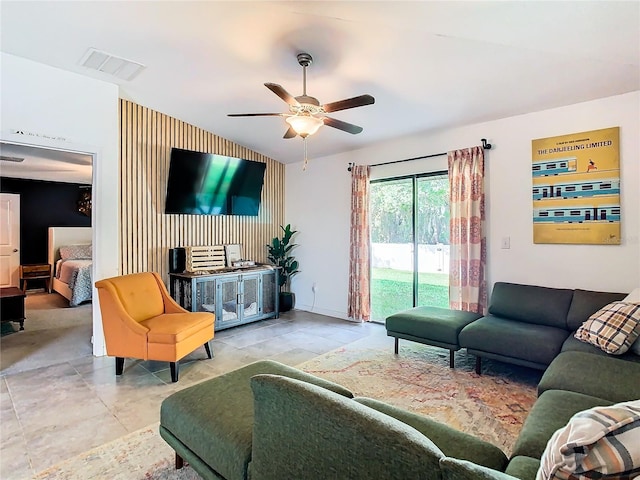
[279,292,294,312]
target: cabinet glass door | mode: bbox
[240,274,261,321]
[196,280,216,314]
[217,277,240,327]
[261,271,276,315]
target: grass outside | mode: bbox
[370,267,449,322]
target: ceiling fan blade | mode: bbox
[227,113,284,117]
[265,83,300,106]
[323,117,363,135]
[323,94,375,113]
[283,127,297,139]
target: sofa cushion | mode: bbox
[561,335,640,363]
[574,301,640,355]
[440,458,517,480]
[385,306,482,347]
[537,400,640,480]
[488,282,573,329]
[566,289,627,331]
[538,351,640,403]
[355,397,508,471]
[504,456,540,480]
[511,390,612,460]
[250,374,444,480]
[459,315,569,367]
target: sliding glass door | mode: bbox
[370,172,449,322]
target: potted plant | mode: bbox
[266,224,300,312]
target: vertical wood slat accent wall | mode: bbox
[119,99,285,281]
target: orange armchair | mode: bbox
[95,272,214,382]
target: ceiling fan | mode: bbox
[228,52,375,142]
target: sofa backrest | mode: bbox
[250,374,446,480]
[488,282,574,329]
[565,289,627,331]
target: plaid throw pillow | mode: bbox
[537,400,640,480]
[574,301,640,355]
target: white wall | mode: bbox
[286,91,640,319]
[1,53,120,355]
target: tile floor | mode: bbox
[0,292,387,479]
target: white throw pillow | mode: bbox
[536,400,640,480]
[623,287,640,303]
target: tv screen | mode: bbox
[165,148,266,216]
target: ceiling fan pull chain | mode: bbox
[303,137,308,171]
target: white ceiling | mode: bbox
[1,1,638,170]
[0,143,92,184]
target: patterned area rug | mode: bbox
[33,424,199,480]
[298,341,542,454]
[33,341,541,479]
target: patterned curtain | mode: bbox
[347,165,371,321]
[448,147,487,313]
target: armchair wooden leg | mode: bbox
[170,362,179,382]
[204,341,213,359]
[449,350,455,369]
[175,452,184,470]
[475,356,482,375]
[394,337,399,355]
[115,357,124,375]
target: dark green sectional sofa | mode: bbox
[160,283,640,480]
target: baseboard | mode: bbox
[293,304,354,322]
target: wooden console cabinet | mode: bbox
[169,266,279,331]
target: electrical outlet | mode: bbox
[312,282,317,293]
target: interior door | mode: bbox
[0,193,20,287]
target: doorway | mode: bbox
[369,172,450,322]
[0,142,94,370]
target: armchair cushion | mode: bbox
[107,272,166,321]
[141,312,213,344]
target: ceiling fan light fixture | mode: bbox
[285,114,324,137]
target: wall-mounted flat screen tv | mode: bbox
[165,148,266,216]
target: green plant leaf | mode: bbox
[266,224,300,292]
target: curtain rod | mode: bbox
[347,138,492,171]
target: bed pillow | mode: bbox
[59,244,92,260]
[574,301,640,355]
[536,400,640,480]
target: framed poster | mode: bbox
[532,127,620,245]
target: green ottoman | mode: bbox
[386,306,482,368]
[159,360,353,480]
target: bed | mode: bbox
[47,227,93,307]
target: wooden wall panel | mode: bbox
[119,100,285,281]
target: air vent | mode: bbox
[0,155,24,162]
[79,48,145,81]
